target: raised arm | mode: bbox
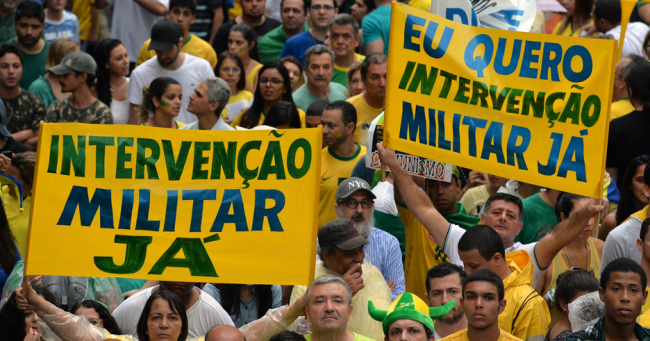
[240,294,307,341]
[377,142,451,246]
[134,0,167,16]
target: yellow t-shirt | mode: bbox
[230,108,307,128]
[334,53,366,74]
[610,99,635,121]
[347,93,383,146]
[223,90,254,120]
[639,294,650,327]
[136,34,218,68]
[247,63,263,90]
[318,143,366,228]
[440,329,522,341]
[552,20,594,37]
[1,189,30,257]
[459,185,490,216]
[73,0,96,41]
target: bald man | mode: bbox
[205,325,246,341]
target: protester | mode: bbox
[328,14,363,86]
[293,45,347,112]
[346,61,364,97]
[0,0,18,43]
[350,0,375,26]
[370,172,405,256]
[0,100,29,155]
[0,286,57,341]
[9,2,48,90]
[305,99,326,128]
[280,56,303,93]
[128,19,214,125]
[212,0,281,56]
[552,0,592,36]
[546,270,600,341]
[203,284,281,328]
[346,53,385,145]
[460,175,509,217]
[45,52,113,124]
[361,0,391,55]
[0,196,18,290]
[258,0,307,64]
[205,325,246,341]
[217,52,252,123]
[94,38,130,124]
[137,0,218,69]
[27,37,78,108]
[228,23,260,91]
[425,263,468,340]
[1,151,34,257]
[0,43,44,150]
[518,189,561,244]
[263,101,302,128]
[70,300,123,335]
[590,0,649,58]
[183,76,234,130]
[280,0,337,65]
[610,55,640,121]
[138,77,185,128]
[43,0,79,43]
[188,0,223,43]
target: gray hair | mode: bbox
[304,44,334,68]
[328,13,359,38]
[202,76,231,117]
[305,275,352,306]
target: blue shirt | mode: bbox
[44,11,80,43]
[203,284,282,328]
[280,30,323,66]
[362,5,391,55]
[365,227,405,300]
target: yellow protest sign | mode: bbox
[384,3,616,198]
[25,123,321,285]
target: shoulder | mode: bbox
[22,90,43,104]
[499,330,523,341]
[114,287,154,315]
[438,329,467,341]
[265,17,282,26]
[371,227,399,244]
[330,82,348,93]
[63,11,78,21]
[286,30,309,43]
[352,332,377,341]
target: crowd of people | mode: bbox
[0,0,648,340]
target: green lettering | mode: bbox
[94,235,152,274]
[211,142,237,179]
[89,136,115,179]
[407,64,438,96]
[149,238,218,277]
[258,141,286,180]
[136,138,160,180]
[162,140,191,181]
[61,135,86,177]
[287,138,311,179]
[116,137,134,179]
[47,134,59,174]
[192,142,211,180]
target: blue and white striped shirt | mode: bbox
[365,227,405,300]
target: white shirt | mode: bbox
[108,0,169,62]
[112,286,234,339]
[128,53,215,124]
[372,181,399,216]
[600,215,644,272]
[604,23,650,59]
[180,116,235,131]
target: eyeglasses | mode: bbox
[88,319,103,327]
[338,199,373,209]
[311,4,335,11]
[220,66,241,74]
[259,77,283,85]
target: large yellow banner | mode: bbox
[25,123,321,285]
[384,3,616,198]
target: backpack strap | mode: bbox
[567,330,596,341]
[512,289,540,332]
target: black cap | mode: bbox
[318,219,369,251]
[149,19,183,52]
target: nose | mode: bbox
[379,77,386,87]
[621,289,631,302]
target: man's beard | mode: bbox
[337,207,374,238]
[436,306,465,325]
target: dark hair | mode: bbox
[617,156,650,225]
[94,39,123,107]
[323,100,357,132]
[170,0,197,14]
[11,151,36,184]
[280,0,307,15]
[458,225,505,260]
[624,54,650,116]
[644,30,650,52]
[280,56,303,77]
[306,100,328,117]
[556,0,593,35]
[0,287,57,341]
[483,193,524,222]
[0,43,23,65]
[264,101,301,128]
[360,53,387,80]
[230,23,259,61]
[555,192,588,223]
[305,0,336,11]
[328,13,359,37]
[74,71,95,88]
[270,330,307,341]
[218,52,247,91]
[15,2,44,23]
[462,269,504,301]
[216,284,274,322]
[425,263,467,293]
[601,257,647,290]
[594,0,621,26]
[0,197,17,276]
[553,269,599,311]
[70,300,123,335]
[240,62,293,128]
[137,291,188,341]
[138,77,181,124]
[646,159,650,187]
[641,218,650,242]
[361,0,376,13]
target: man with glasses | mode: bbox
[610,54,641,121]
[334,177,405,300]
[280,0,337,66]
[293,44,346,112]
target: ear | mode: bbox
[152,96,161,107]
[559,299,569,312]
[644,288,648,307]
[516,221,524,235]
[346,122,355,135]
[498,299,506,314]
[455,179,462,194]
[644,184,650,199]
[599,287,605,302]
[208,100,219,112]
[333,203,340,214]
[353,33,360,48]
[249,40,256,51]
[190,14,196,25]
[178,38,184,47]
[638,238,644,253]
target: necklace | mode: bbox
[564,240,591,270]
[110,77,127,93]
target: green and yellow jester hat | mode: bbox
[368,292,455,335]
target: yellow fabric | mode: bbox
[222,90,254,120]
[1,188,30,257]
[247,63,263,89]
[552,21,583,37]
[610,99,635,121]
[625,205,649,223]
[73,0,95,40]
[501,250,551,341]
[318,144,365,228]
[229,1,242,22]
[347,93,383,145]
[334,53,366,73]
[639,294,650,326]
[408,0,431,11]
[102,330,205,341]
[397,204,448,302]
[230,108,307,128]
[136,34,218,68]
[290,260,392,341]
[440,329,522,341]
[459,185,490,216]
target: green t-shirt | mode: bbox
[8,39,50,89]
[517,193,557,244]
[28,75,57,108]
[258,24,309,64]
[445,202,480,230]
[0,11,16,43]
[115,278,147,293]
[305,332,375,341]
[292,82,348,112]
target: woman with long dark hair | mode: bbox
[217,52,253,123]
[138,77,185,128]
[0,286,57,341]
[203,284,281,328]
[94,38,130,124]
[70,300,122,335]
[552,0,593,36]
[228,23,260,92]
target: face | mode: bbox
[24,309,39,335]
[168,6,195,33]
[241,0,264,19]
[425,178,460,213]
[0,0,17,10]
[350,0,368,23]
[228,31,252,59]
[323,245,365,276]
[487,175,508,188]
[459,249,500,276]
[631,164,650,206]
[219,59,242,90]
[147,298,183,341]
[321,108,350,146]
[156,43,181,67]
[481,200,523,247]
[330,23,358,59]
[188,83,217,116]
[107,44,129,76]
[160,281,193,297]
[349,69,364,96]
[600,271,647,325]
[6,164,24,188]
[283,61,301,92]
[309,0,337,30]
[0,53,21,89]
[463,281,506,330]
[306,53,333,88]
[613,58,631,98]
[46,0,66,11]
[15,17,44,47]
[560,198,594,240]
[58,71,84,92]
[426,273,465,325]
[363,62,387,99]
[335,191,374,238]
[386,319,431,341]
[305,282,352,332]
[75,306,104,328]
[281,0,306,31]
[638,228,650,263]
[259,68,286,103]
[154,84,182,117]
[305,115,321,128]
[560,0,574,16]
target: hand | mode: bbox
[0,153,11,173]
[289,294,307,320]
[599,197,610,223]
[15,282,44,311]
[571,198,606,227]
[23,329,39,341]
[387,280,396,292]
[467,171,488,188]
[581,23,597,36]
[342,263,364,296]
[376,142,399,170]
[28,275,43,286]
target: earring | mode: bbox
[154,104,159,108]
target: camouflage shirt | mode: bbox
[3,89,47,133]
[45,97,113,124]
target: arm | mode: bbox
[11,130,34,143]
[365,39,384,54]
[210,8,224,43]
[128,103,140,125]
[387,237,405,299]
[134,0,167,16]
[640,3,650,25]
[89,3,99,45]
[240,294,307,341]
[377,142,450,247]
[458,171,487,200]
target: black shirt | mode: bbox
[0,136,31,154]
[606,110,650,180]
[211,17,282,56]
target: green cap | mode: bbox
[49,52,97,75]
[368,292,455,335]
